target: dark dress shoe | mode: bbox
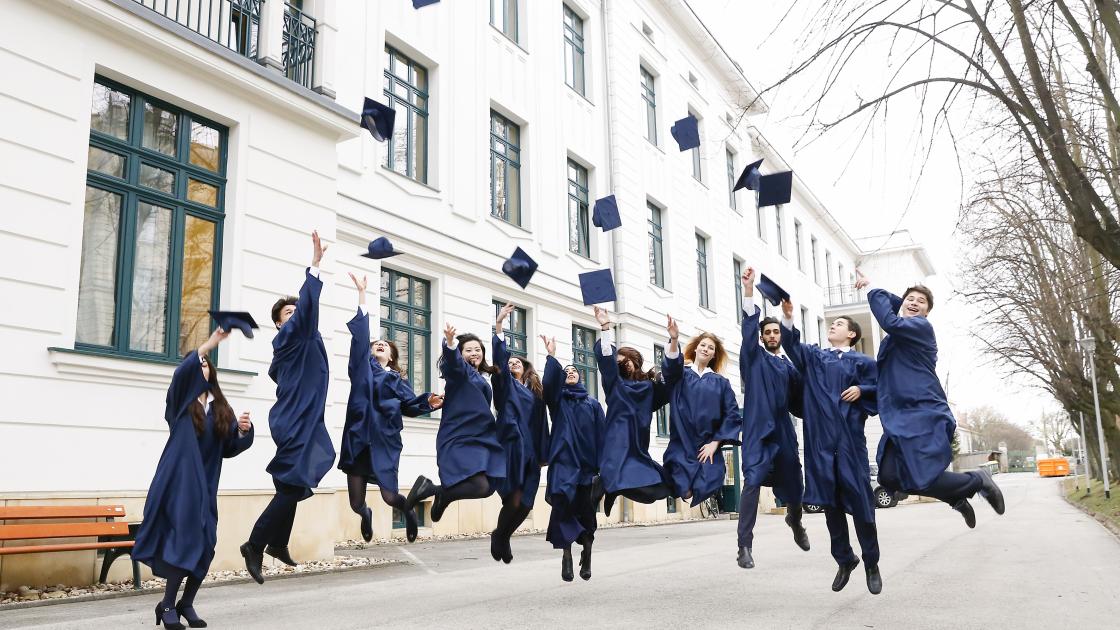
[865,565,883,595]
[405,475,436,512]
[404,509,419,543]
[786,513,810,551]
[239,543,264,584]
[501,536,513,564]
[155,603,185,630]
[176,602,207,628]
[360,506,373,543]
[429,489,447,523]
[974,468,1006,515]
[265,545,298,567]
[561,549,574,582]
[490,528,504,562]
[603,492,618,518]
[736,547,754,569]
[952,499,977,529]
[579,540,593,580]
[832,560,860,592]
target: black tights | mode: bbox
[347,474,408,514]
[160,570,202,609]
[495,489,531,539]
[438,473,493,506]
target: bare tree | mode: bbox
[1033,410,1074,455]
[957,405,1037,452]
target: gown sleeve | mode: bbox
[287,268,324,340]
[594,339,620,398]
[653,351,684,409]
[393,371,434,417]
[440,339,468,384]
[346,309,373,413]
[532,400,551,464]
[779,320,811,373]
[854,353,879,417]
[868,289,936,348]
[491,334,514,410]
[740,305,762,390]
[166,351,209,423]
[223,420,255,458]
[542,356,564,407]
[713,377,743,445]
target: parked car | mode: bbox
[802,464,908,513]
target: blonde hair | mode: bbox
[684,332,727,374]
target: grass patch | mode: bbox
[1062,476,1120,533]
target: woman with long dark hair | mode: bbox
[134,327,254,629]
[404,324,506,522]
[490,303,550,564]
[340,273,444,544]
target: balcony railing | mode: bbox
[824,284,866,307]
[282,2,316,89]
[132,0,262,60]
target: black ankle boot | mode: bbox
[490,527,505,562]
[360,506,373,543]
[736,546,754,569]
[404,508,419,543]
[561,549,574,582]
[579,540,593,580]
[952,499,977,529]
[265,545,298,566]
[155,602,185,630]
[239,543,264,585]
[832,559,860,592]
[176,601,207,628]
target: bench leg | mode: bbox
[132,557,141,590]
[98,551,115,585]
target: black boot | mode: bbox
[603,492,618,518]
[155,603,185,630]
[404,508,419,543]
[831,559,860,592]
[502,505,531,564]
[736,546,754,569]
[952,499,977,529]
[561,548,574,582]
[974,468,1006,515]
[786,512,810,551]
[405,475,437,512]
[490,527,505,562]
[579,538,593,580]
[176,602,207,628]
[360,506,373,543]
[865,565,883,595]
[239,543,264,585]
[265,545,298,567]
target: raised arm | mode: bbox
[167,327,228,422]
[739,267,763,378]
[439,323,468,382]
[868,288,935,346]
[491,333,514,408]
[541,339,563,406]
[285,231,328,339]
[778,299,810,372]
[593,307,620,396]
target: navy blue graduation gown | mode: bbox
[595,340,683,493]
[339,309,433,494]
[266,268,335,495]
[134,351,254,579]
[663,367,742,506]
[542,356,605,506]
[868,288,954,491]
[435,340,506,488]
[491,335,549,507]
[739,306,804,504]
[782,325,878,523]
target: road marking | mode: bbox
[398,546,438,575]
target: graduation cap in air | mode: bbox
[670,115,700,152]
[755,274,790,307]
[360,98,396,142]
[592,195,621,232]
[757,171,793,207]
[733,158,764,192]
[502,247,538,289]
[209,310,259,339]
[413,0,439,7]
[361,236,402,259]
[578,269,617,305]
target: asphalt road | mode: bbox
[3,473,1117,629]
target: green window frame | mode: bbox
[696,234,710,309]
[794,220,804,270]
[77,76,226,363]
[654,343,670,437]
[775,206,785,257]
[640,67,657,145]
[383,46,429,183]
[726,148,737,210]
[733,258,744,323]
[492,300,528,358]
[567,159,590,257]
[563,4,586,95]
[811,236,820,284]
[690,114,702,182]
[666,497,677,513]
[392,504,426,529]
[572,324,599,396]
[490,111,522,226]
[490,0,518,42]
[648,202,665,288]
[380,268,432,397]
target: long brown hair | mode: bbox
[190,354,234,439]
[617,346,656,381]
[373,339,406,377]
[684,332,727,373]
[511,356,544,398]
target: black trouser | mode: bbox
[824,508,879,567]
[879,442,982,505]
[248,478,308,549]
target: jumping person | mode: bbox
[490,303,550,564]
[404,325,507,522]
[592,306,682,517]
[340,272,443,544]
[780,291,882,595]
[736,267,809,569]
[856,270,1005,527]
[540,335,606,582]
[135,326,254,629]
[241,231,335,584]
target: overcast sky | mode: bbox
[689,0,1058,428]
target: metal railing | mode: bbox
[824,284,866,307]
[132,0,262,60]
[282,2,316,89]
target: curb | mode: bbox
[1060,485,1120,542]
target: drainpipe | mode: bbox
[600,0,623,339]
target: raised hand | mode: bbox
[495,302,515,334]
[443,322,457,346]
[198,326,231,357]
[781,298,794,321]
[540,335,557,356]
[854,268,870,290]
[311,230,329,267]
[666,314,679,341]
[237,411,252,433]
[594,306,611,329]
[349,272,368,305]
[741,266,756,296]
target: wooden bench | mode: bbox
[0,505,142,589]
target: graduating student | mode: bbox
[779,284,882,595]
[241,231,335,585]
[490,303,550,564]
[662,330,742,508]
[340,273,443,544]
[856,271,1005,527]
[135,326,254,629]
[404,324,507,521]
[540,335,606,582]
[592,306,683,516]
[736,267,810,570]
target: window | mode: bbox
[490,0,518,42]
[838,263,846,290]
[567,160,591,257]
[818,317,826,346]
[733,258,744,323]
[800,307,809,338]
[696,234,710,309]
[648,202,665,288]
[756,205,766,241]
[726,148,737,209]
[383,46,429,183]
[775,206,785,257]
[393,504,426,529]
[666,497,677,513]
[640,67,657,145]
[825,251,833,286]
[78,78,226,361]
[572,325,599,395]
[490,111,522,226]
[690,114,702,181]
[654,344,670,437]
[493,300,528,357]
[811,236,820,284]
[563,5,586,95]
[380,269,432,395]
[794,220,803,270]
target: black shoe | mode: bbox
[405,475,436,513]
[404,508,419,543]
[579,541,593,581]
[736,547,754,569]
[490,528,504,562]
[429,488,447,523]
[155,603,185,630]
[974,468,1006,515]
[603,492,618,518]
[952,499,977,529]
[175,602,207,628]
[561,549,574,582]
[865,565,882,595]
[265,545,298,567]
[832,560,860,592]
[360,506,373,543]
[786,513,810,551]
[239,543,264,585]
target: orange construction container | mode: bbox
[1037,458,1070,477]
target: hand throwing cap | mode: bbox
[208,310,259,339]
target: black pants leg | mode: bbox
[737,485,761,549]
[824,508,859,566]
[881,442,982,505]
[853,517,879,568]
[574,484,598,544]
[248,479,306,549]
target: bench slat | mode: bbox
[0,505,127,520]
[0,522,131,541]
[0,540,135,556]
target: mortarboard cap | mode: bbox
[502,247,538,289]
[755,274,790,307]
[413,0,439,7]
[592,195,622,232]
[670,115,700,152]
[758,170,793,207]
[361,236,402,259]
[360,98,396,142]
[734,158,764,192]
[578,269,617,305]
[209,310,259,339]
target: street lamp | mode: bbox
[1079,336,1110,499]
[1079,412,1090,496]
